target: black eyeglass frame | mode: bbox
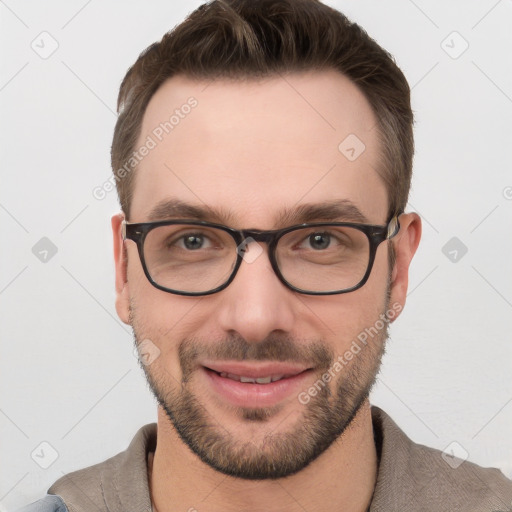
[122,214,401,297]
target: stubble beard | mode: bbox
[131,299,389,480]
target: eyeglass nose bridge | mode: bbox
[230,230,295,297]
[234,230,279,263]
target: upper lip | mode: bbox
[202,360,310,378]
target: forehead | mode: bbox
[130,70,387,226]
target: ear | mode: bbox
[112,212,131,325]
[388,212,422,319]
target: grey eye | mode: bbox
[183,234,205,250]
[308,233,331,250]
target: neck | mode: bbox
[149,400,377,512]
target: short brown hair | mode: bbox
[111,0,413,219]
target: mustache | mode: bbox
[178,333,334,377]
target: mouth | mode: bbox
[216,372,292,384]
[200,361,313,408]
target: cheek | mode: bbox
[305,258,390,354]
[126,254,201,372]
[368,244,393,300]
[126,245,194,322]
[313,295,385,350]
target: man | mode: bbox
[18,0,512,510]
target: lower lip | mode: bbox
[202,367,312,408]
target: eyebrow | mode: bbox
[147,199,237,224]
[146,198,369,227]
[277,200,369,225]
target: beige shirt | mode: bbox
[48,406,512,512]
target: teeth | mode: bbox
[217,372,287,384]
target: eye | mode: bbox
[174,233,213,250]
[293,229,353,252]
[307,232,331,250]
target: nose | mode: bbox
[215,240,296,343]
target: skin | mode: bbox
[112,70,421,512]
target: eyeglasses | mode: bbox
[122,215,401,296]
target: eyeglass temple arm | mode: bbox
[386,213,402,239]
[121,220,127,240]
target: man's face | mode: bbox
[113,70,415,479]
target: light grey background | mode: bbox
[1,0,511,509]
